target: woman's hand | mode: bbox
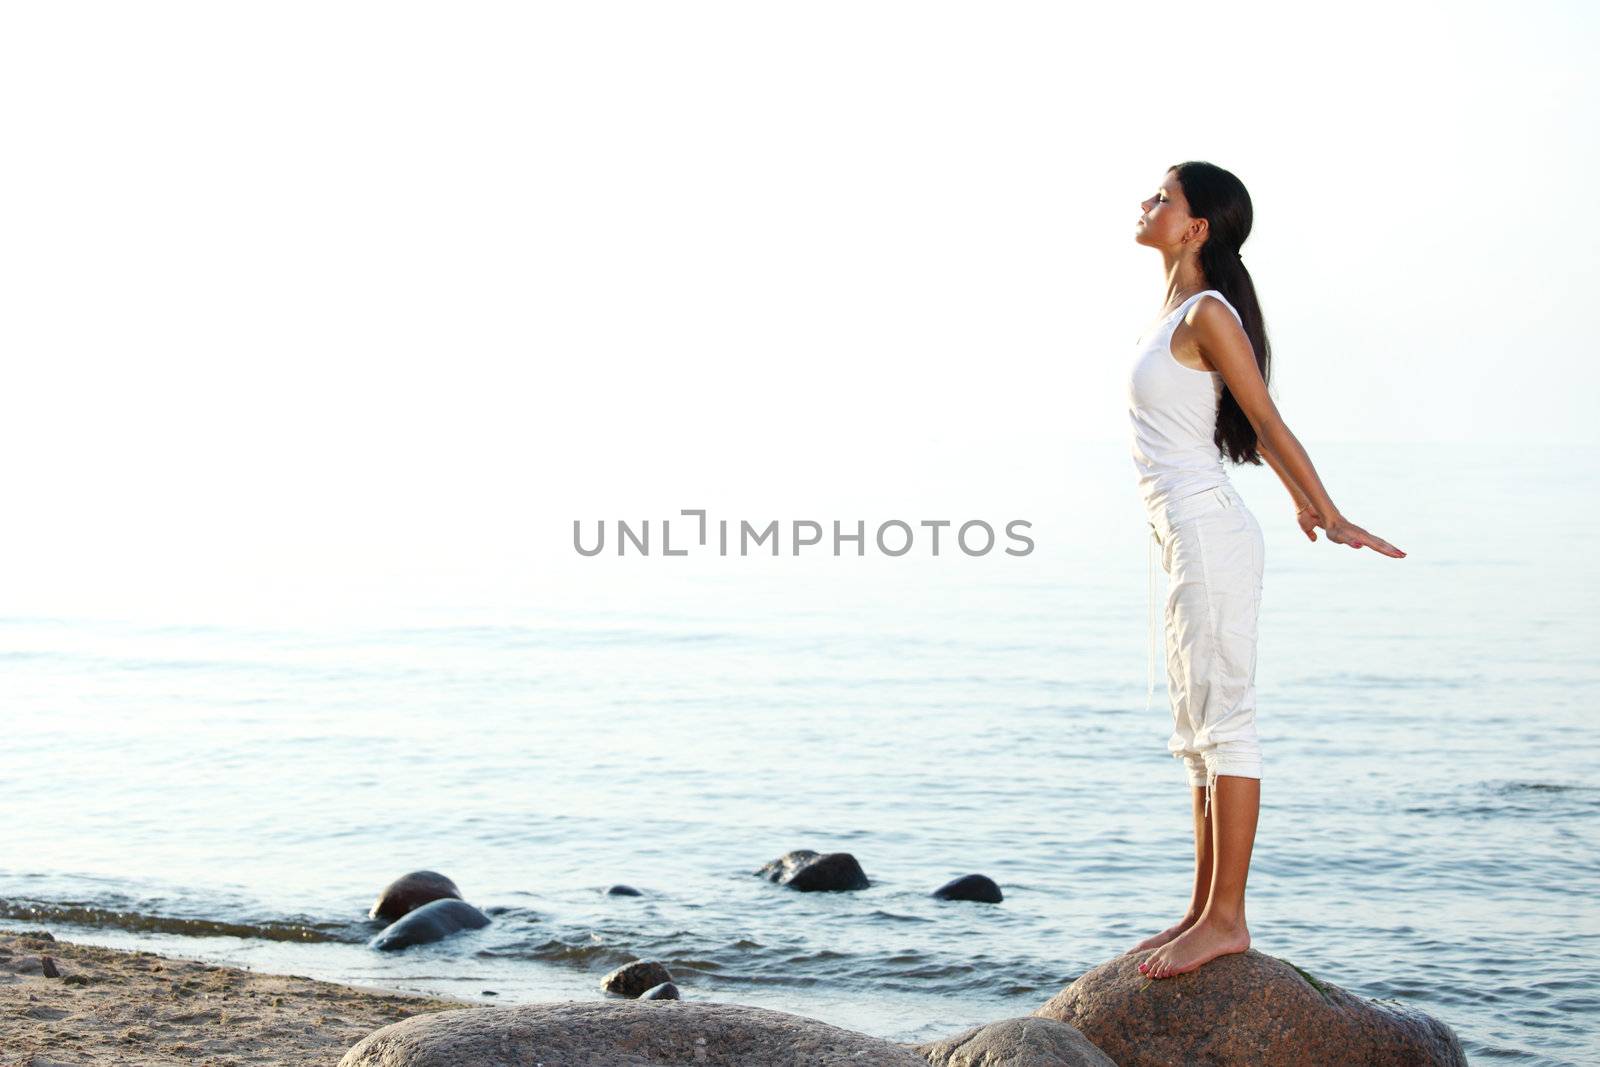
[1295,503,1406,557]
[1325,518,1405,557]
[1293,502,1321,542]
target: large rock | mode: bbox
[914,1015,1117,1066]
[1035,949,1467,1066]
[338,1000,928,1067]
[369,871,462,923]
[756,849,870,891]
[370,898,489,952]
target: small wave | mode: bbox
[1492,780,1595,795]
[1290,671,1479,690]
[863,909,934,924]
[0,899,366,943]
[474,939,639,970]
[1401,779,1600,821]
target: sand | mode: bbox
[0,930,466,1066]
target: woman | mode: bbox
[1127,161,1405,980]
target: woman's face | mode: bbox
[1135,173,1196,250]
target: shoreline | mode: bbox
[0,907,1483,1064]
[0,928,469,1066]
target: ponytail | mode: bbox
[1172,161,1274,467]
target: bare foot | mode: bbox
[1137,916,1250,978]
[1127,913,1201,955]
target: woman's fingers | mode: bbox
[1299,516,1404,556]
[1344,523,1406,558]
[1369,534,1405,558]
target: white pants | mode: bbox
[1145,482,1265,817]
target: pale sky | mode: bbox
[1,2,1593,608]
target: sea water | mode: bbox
[3,441,1596,1065]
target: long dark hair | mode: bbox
[1170,161,1271,467]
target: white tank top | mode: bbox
[1127,289,1245,514]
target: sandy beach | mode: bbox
[0,930,464,1066]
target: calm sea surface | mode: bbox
[3,442,1596,1065]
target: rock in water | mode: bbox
[369,870,463,923]
[932,873,1004,903]
[756,849,870,891]
[369,898,489,952]
[641,981,680,1000]
[915,1016,1116,1066]
[1034,948,1468,1066]
[338,1001,928,1066]
[600,959,673,997]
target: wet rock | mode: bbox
[605,883,643,896]
[914,1015,1117,1066]
[1034,948,1468,1066]
[369,870,462,923]
[600,959,673,997]
[932,874,1004,903]
[757,849,870,891]
[338,1001,927,1066]
[641,981,680,1000]
[369,898,489,952]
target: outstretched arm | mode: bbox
[1256,425,1347,544]
[1187,298,1406,558]
[1256,435,1313,514]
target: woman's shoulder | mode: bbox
[1193,290,1244,328]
